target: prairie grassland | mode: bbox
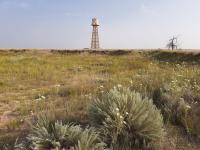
[0,50,200,149]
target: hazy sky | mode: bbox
[0,0,200,49]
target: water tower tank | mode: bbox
[91,18,100,26]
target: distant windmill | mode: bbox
[167,36,178,50]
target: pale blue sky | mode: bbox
[0,0,200,49]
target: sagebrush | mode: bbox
[15,116,107,150]
[89,86,164,149]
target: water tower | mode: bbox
[91,18,100,49]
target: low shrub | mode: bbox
[152,88,174,123]
[88,86,164,149]
[14,116,107,150]
[172,98,191,133]
[152,88,192,133]
[182,91,200,135]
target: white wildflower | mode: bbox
[116,108,119,112]
[117,84,122,88]
[55,84,61,87]
[99,85,104,89]
[41,96,46,99]
[186,105,191,109]
[177,75,183,77]
[125,112,129,115]
[36,98,42,101]
[130,80,133,84]
[30,111,34,115]
[117,113,120,116]
[120,115,123,119]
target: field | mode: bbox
[0,49,200,149]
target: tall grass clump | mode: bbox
[14,116,107,150]
[88,86,164,150]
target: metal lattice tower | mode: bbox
[91,18,100,49]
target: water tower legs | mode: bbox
[91,26,99,49]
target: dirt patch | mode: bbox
[0,111,19,128]
[161,125,200,150]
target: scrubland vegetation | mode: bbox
[0,49,200,149]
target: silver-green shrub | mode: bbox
[15,116,107,150]
[89,86,164,149]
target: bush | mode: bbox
[88,86,164,149]
[183,92,200,135]
[15,116,107,150]
[152,88,192,133]
[172,98,191,133]
[152,88,174,123]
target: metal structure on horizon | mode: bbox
[91,18,100,49]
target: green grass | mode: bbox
[0,50,200,149]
